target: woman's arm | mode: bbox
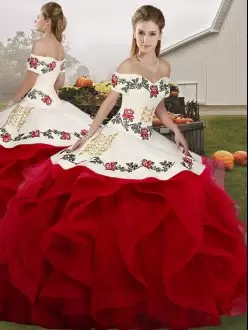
[1,70,38,110]
[155,101,180,134]
[155,101,188,153]
[11,71,38,103]
[54,72,65,92]
[155,59,188,153]
[70,91,119,151]
[86,91,120,138]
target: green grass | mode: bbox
[203,116,247,221]
[0,116,247,330]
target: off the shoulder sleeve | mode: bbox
[26,54,43,74]
[26,54,57,74]
[111,72,129,94]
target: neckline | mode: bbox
[30,53,65,62]
[115,72,170,85]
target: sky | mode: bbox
[0,0,222,80]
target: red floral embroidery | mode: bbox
[31,130,40,138]
[48,61,56,71]
[104,162,117,171]
[142,159,153,169]
[140,127,151,140]
[183,149,193,158]
[183,156,193,166]
[41,95,52,105]
[1,133,12,142]
[81,129,88,136]
[28,57,39,69]
[122,108,134,121]
[150,85,159,97]
[61,132,71,140]
[111,74,118,87]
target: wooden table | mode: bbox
[153,121,205,155]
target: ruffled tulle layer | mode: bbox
[0,144,64,218]
[0,159,246,329]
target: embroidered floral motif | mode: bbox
[81,129,88,136]
[59,152,175,173]
[27,56,57,74]
[1,133,11,143]
[27,89,53,105]
[0,127,86,143]
[79,132,119,156]
[31,130,40,138]
[61,132,71,140]
[111,111,152,140]
[2,104,33,131]
[48,61,56,71]
[181,155,194,170]
[122,108,134,121]
[28,57,39,69]
[111,74,170,96]
[150,85,159,98]
[111,74,118,87]
[140,107,155,123]
[41,95,52,105]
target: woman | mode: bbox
[0,5,246,330]
[0,2,92,217]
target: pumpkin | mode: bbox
[212,150,234,171]
[152,117,163,126]
[233,151,247,166]
[75,76,93,88]
[185,118,193,123]
[175,117,187,125]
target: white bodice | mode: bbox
[50,71,205,182]
[22,54,65,109]
[0,54,93,148]
[108,72,170,140]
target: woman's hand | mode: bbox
[0,100,15,112]
[71,138,86,152]
[174,130,188,155]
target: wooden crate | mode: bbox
[153,121,205,155]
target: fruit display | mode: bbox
[211,150,247,171]
[233,151,247,166]
[212,150,234,171]
[93,81,112,94]
[168,113,194,125]
[60,77,199,127]
[151,112,196,128]
[75,76,93,88]
[152,117,163,126]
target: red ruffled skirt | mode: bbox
[0,144,64,218]
[0,158,246,329]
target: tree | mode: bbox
[0,30,79,99]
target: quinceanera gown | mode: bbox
[0,73,246,329]
[0,53,92,217]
